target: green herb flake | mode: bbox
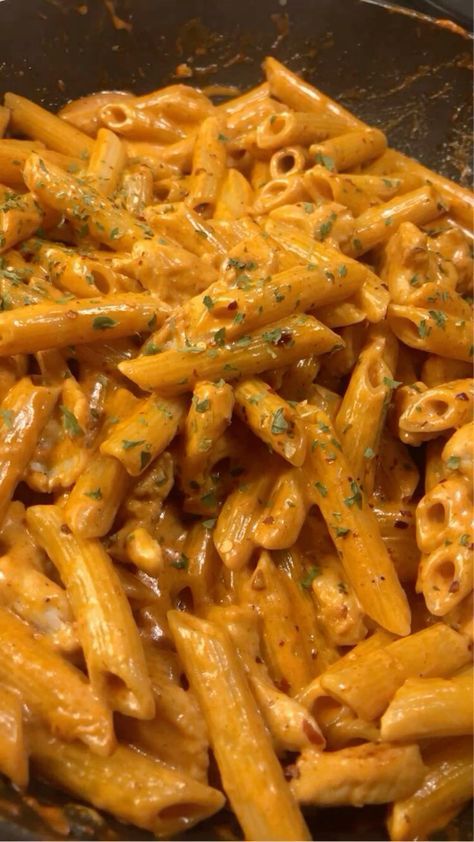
[213,327,227,347]
[271,407,289,435]
[140,450,151,470]
[335,526,350,537]
[84,488,103,500]
[303,202,314,214]
[364,447,375,459]
[233,311,245,325]
[344,480,363,509]
[171,552,189,570]
[147,313,157,330]
[314,152,335,171]
[60,405,83,437]
[92,315,118,331]
[301,565,321,590]
[203,295,214,310]
[446,455,461,470]
[262,327,283,344]
[201,490,217,507]
[195,398,210,413]
[217,132,229,142]
[383,376,402,389]
[428,309,447,329]
[122,439,146,450]
[143,341,161,356]
[459,534,470,546]
[417,319,431,339]
[109,227,121,240]
[0,409,14,429]
[314,481,328,497]
[338,264,348,277]
[318,212,337,241]
[409,274,420,287]
[202,518,217,529]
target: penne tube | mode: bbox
[237,551,319,694]
[263,57,364,130]
[23,153,155,249]
[0,191,56,254]
[264,217,388,323]
[187,116,227,216]
[0,551,77,652]
[443,421,473,479]
[234,378,307,466]
[169,609,310,841]
[252,174,308,214]
[388,303,473,362]
[64,452,130,538]
[334,327,397,493]
[0,376,58,523]
[347,186,441,256]
[254,466,309,550]
[183,259,361,342]
[422,355,472,388]
[290,743,426,807]
[4,92,94,158]
[100,395,186,476]
[119,314,341,394]
[86,127,127,196]
[59,90,133,135]
[397,379,473,442]
[269,145,308,179]
[257,110,350,150]
[28,724,224,839]
[208,604,325,752]
[388,738,474,842]
[213,456,280,569]
[309,128,387,173]
[308,553,368,646]
[0,292,168,356]
[0,606,113,754]
[302,407,411,636]
[380,148,474,229]
[144,201,227,257]
[0,685,28,788]
[416,474,472,553]
[181,379,234,492]
[417,541,473,617]
[372,500,419,582]
[120,164,154,215]
[214,168,253,219]
[380,670,473,741]
[117,644,209,782]
[320,647,406,720]
[100,102,183,143]
[26,504,154,719]
[304,167,422,216]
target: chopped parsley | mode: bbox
[195,398,210,413]
[428,309,447,329]
[301,565,321,590]
[344,480,363,509]
[314,152,335,171]
[335,526,350,537]
[203,295,214,310]
[459,534,470,546]
[318,212,337,241]
[417,319,431,339]
[446,455,461,470]
[92,315,117,330]
[140,451,151,470]
[0,409,14,429]
[60,405,83,437]
[364,447,375,459]
[84,488,103,500]
[171,552,189,570]
[122,439,146,450]
[314,481,328,497]
[383,377,402,389]
[271,407,289,435]
[213,327,227,347]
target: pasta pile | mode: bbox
[0,57,472,841]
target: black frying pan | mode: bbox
[0,0,472,839]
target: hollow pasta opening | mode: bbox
[425,501,447,527]
[158,802,207,822]
[267,114,287,136]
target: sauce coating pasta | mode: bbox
[0,57,472,841]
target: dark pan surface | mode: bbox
[0,0,472,839]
